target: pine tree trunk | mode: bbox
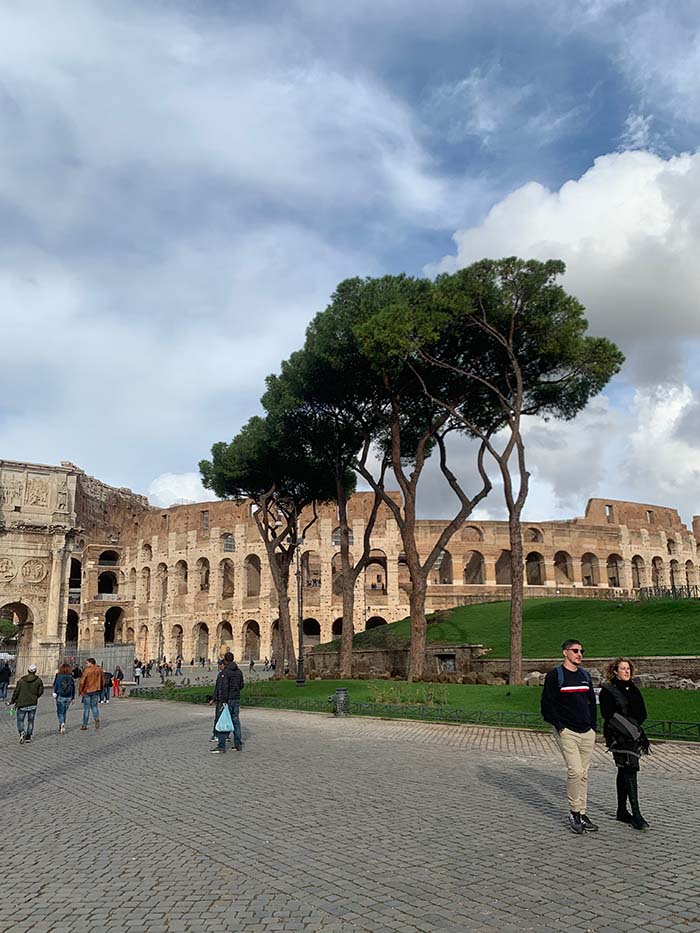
[407,573,427,681]
[508,512,524,685]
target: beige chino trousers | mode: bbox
[554,727,596,813]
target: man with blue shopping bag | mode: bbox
[211,651,244,754]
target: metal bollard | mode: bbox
[328,687,350,717]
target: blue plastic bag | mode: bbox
[215,705,233,733]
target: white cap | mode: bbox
[28,664,37,672]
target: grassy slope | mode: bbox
[317,598,700,658]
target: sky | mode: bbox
[2,0,700,524]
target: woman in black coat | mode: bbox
[599,657,650,830]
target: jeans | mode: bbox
[216,699,241,750]
[82,692,100,726]
[17,705,37,737]
[101,685,111,702]
[56,697,71,726]
[0,682,8,700]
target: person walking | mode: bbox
[541,639,598,835]
[134,663,142,686]
[0,661,11,702]
[78,658,104,731]
[113,665,124,698]
[101,669,113,703]
[11,663,44,744]
[210,652,244,755]
[599,657,650,831]
[208,659,226,742]
[53,662,75,734]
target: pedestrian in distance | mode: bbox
[78,658,105,731]
[101,669,113,703]
[11,663,44,744]
[249,658,255,673]
[0,661,11,702]
[208,659,226,742]
[72,663,82,680]
[599,657,651,831]
[541,639,598,835]
[134,663,142,686]
[112,665,123,698]
[210,651,244,754]
[53,662,75,734]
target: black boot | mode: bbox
[624,770,649,830]
[616,769,633,823]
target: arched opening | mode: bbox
[463,550,485,585]
[331,527,354,547]
[270,620,283,661]
[137,624,149,661]
[301,550,322,588]
[156,563,168,601]
[651,557,665,587]
[218,620,234,655]
[196,557,210,591]
[686,560,696,587]
[398,552,411,592]
[554,551,574,585]
[331,552,353,596]
[525,527,544,543]
[105,606,124,644]
[142,543,152,562]
[97,571,118,595]
[68,557,82,598]
[0,602,31,626]
[462,525,483,542]
[606,554,623,588]
[495,550,512,585]
[580,553,600,587]
[175,560,188,595]
[141,566,151,601]
[128,567,137,599]
[171,624,184,657]
[243,620,261,659]
[432,549,453,585]
[98,550,119,566]
[244,555,261,597]
[670,559,681,588]
[82,627,91,648]
[364,549,387,592]
[332,617,343,637]
[126,626,135,644]
[526,552,546,586]
[219,559,235,598]
[65,609,79,644]
[222,533,236,553]
[631,555,645,589]
[193,622,209,660]
[667,539,676,555]
[302,618,321,647]
[365,616,387,630]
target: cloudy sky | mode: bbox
[2,0,700,524]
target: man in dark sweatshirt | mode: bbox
[541,639,598,835]
[211,652,244,754]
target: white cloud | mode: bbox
[431,149,700,384]
[147,472,210,508]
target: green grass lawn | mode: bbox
[315,598,700,658]
[162,679,700,724]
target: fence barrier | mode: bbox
[638,585,700,600]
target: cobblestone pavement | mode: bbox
[1,699,699,933]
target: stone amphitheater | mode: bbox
[1,457,698,673]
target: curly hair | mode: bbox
[58,662,72,675]
[604,657,635,681]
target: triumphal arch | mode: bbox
[2,457,699,674]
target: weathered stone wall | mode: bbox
[305,644,485,679]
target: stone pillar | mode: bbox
[483,554,497,587]
[45,537,68,641]
[386,554,399,602]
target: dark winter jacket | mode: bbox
[541,665,597,733]
[0,664,11,685]
[599,677,648,763]
[215,662,244,702]
[11,673,44,708]
[53,673,76,700]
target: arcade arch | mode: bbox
[243,619,261,659]
[554,551,573,585]
[463,550,485,585]
[244,555,261,597]
[525,552,546,586]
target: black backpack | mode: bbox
[58,675,73,698]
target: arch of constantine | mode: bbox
[2,458,699,670]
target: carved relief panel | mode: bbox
[0,472,25,508]
[0,557,17,583]
[25,476,50,509]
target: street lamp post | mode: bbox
[295,538,305,686]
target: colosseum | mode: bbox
[1,457,699,673]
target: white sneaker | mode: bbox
[59,723,66,734]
